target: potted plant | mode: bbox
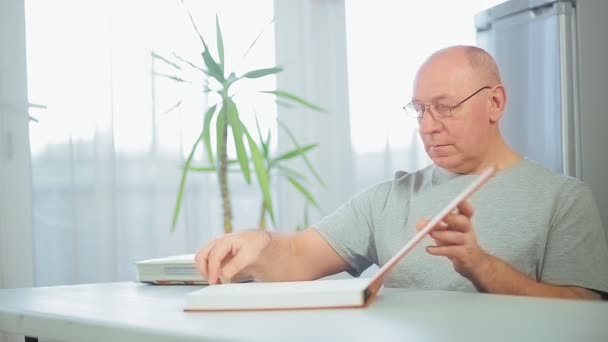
[155,5,325,233]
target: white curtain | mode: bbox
[273,0,356,230]
[25,0,276,285]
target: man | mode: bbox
[195,45,608,299]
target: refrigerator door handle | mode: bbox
[558,2,581,178]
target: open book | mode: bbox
[184,167,495,311]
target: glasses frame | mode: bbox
[403,85,492,120]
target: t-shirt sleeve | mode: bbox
[312,181,391,277]
[540,180,608,293]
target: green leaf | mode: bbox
[276,165,307,181]
[303,201,310,226]
[188,166,216,172]
[265,130,271,160]
[162,100,183,115]
[172,53,205,73]
[153,72,188,83]
[180,0,222,82]
[202,50,224,82]
[225,98,251,184]
[150,51,182,70]
[261,90,325,112]
[243,17,275,58]
[180,0,207,48]
[215,15,225,75]
[226,72,237,87]
[276,100,294,109]
[254,116,270,161]
[286,176,320,209]
[271,143,318,165]
[246,130,275,226]
[278,120,325,187]
[195,23,223,83]
[241,67,283,79]
[202,104,217,165]
[172,132,203,231]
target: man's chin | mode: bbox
[430,155,461,172]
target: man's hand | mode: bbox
[417,200,491,280]
[195,229,271,285]
[416,200,601,300]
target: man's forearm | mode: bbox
[471,255,601,300]
[246,228,349,282]
[248,232,303,282]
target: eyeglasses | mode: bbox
[403,86,492,120]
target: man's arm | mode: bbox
[195,228,349,284]
[469,254,601,299]
[424,200,602,300]
[252,228,350,281]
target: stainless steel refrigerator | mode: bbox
[476,0,608,236]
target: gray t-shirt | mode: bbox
[313,159,608,293]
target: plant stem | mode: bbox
[258,201,267,230]
[219,120,232,233]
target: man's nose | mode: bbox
[418,107,442,134]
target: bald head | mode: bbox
[422,45,502,86]
[413,45,512,174]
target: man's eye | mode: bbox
[434,104,451,114]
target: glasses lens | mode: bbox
[431,104,452,118]
[404,103,422,118]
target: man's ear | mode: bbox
[488,85,506,123]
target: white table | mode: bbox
[0,282,607,342]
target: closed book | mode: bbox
[136,254,253,285]
[136,254,206,285]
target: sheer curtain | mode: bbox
[25,0,276,285]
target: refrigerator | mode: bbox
[476,0,608,238]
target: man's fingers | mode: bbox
[442,211,471,233]
[415,218,430,231]
[430,230,466,245]
[220,249,252,283]
[207,241,235,285]
[195,239,217,279]
[426,245,462,258]
[457,200,474,218]
[416,218,448,233]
